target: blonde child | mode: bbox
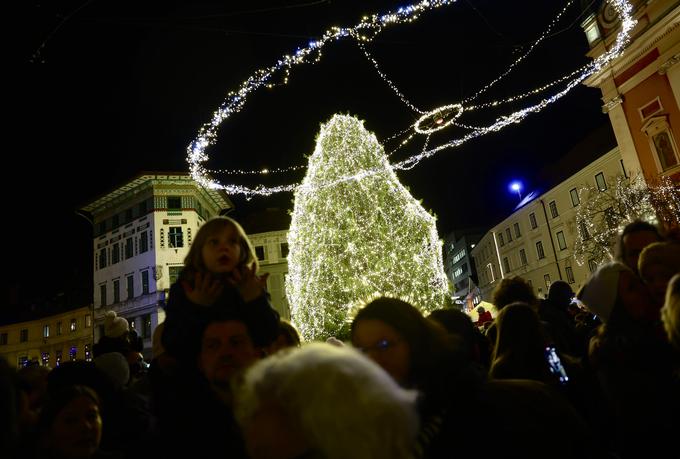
[161,216,280,364]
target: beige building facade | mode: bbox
[0,306,93,369]
[248,229,291,319]
[472,147,624,301]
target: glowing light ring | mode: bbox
[188,0,635,196]
[414,104,463,134]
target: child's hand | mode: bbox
[182,272,224,306]
[229,264,269,302]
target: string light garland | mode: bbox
[188,0,635,195]
[573,175,680,265]
[287,114,450,341]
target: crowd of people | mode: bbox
[1,216,679,459]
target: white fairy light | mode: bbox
[187,0,635,196]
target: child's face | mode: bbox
[202,225,242,274]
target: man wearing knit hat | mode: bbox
[104,311,129,339]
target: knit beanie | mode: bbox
[94,352,130,390]
[577,261,630,323]
[104,311,129,338]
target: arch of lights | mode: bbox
[187,0,635,196]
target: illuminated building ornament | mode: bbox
[187,0,636,196]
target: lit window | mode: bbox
[556,231,567,250]
[536,241,546,260]
[519,249,527,266]
[43,324,50,338]
[513,222,521,238]
[570,188,580,207]
[544,274,551,289]
[70,319,77,332]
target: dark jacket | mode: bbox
[162,280,280,364]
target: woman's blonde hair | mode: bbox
[181,216,258,281]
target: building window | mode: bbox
[544,274,551,289]
[519,248,528,266]
[453,248,466,263]
[536,241,546,260]
[43,324,50,338]
[56,322,62,335]
[549,200,559,218]
[588,259,598,273]
[565,266,575,284]
[506,228,512,242]
[99,221,106,234]
[70,319,77,332]
[139,201,147,215]
[513,222,521,238]
[113,279,120,304]
[56,350,62,366]
[255,246,265,261]
[0,333,8,345]
[69,346,77,361]
[125,208,133,223]
[125,237,134,259]
[100,284,107,307]
[20,329,28,342]
[167,196,182,210]
[454,266,463,278]
[169,227,184,248]
[111,243,120,264]
[143,314,152,339]
[503,257,510,273]
[620,159,628,178]
[85,315,91,328]
[579,221,590,241]
[139,231,149,253]
[127,275,134,300]
[529,212,538,229]
[41,352,50,367]
[98,248,107,269]
[595,172,607,191]
[169,266,183,286]
[498,232,505,247]
[280,243,289,259]
[486,263,495,283]
[141,270,150,295]
[556,231,567,250]
[112,215,119,228]
[570,188,580,207]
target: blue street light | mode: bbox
[509,181,523,200]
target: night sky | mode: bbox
[14,0,610,303]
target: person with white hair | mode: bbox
[233,342,419,459]
[661,273,680,350]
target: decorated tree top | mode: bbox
[286,114,449,341]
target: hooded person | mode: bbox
[93,312,131,358]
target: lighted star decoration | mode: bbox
[188,0,635,196]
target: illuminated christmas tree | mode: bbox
[286,114,449,341]
[573,174,680,265]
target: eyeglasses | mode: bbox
[357,338,402,354]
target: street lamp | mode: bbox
[509,181,523,200]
